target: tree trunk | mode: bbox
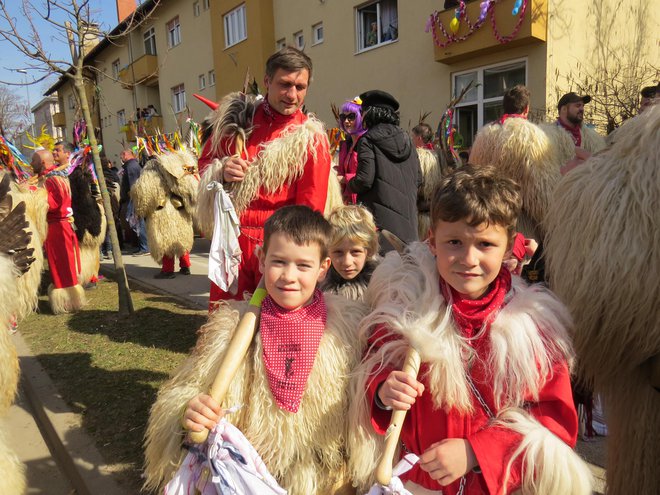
[74,77,134,316]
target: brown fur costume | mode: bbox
[347,243,593,494]
[469,118,562,241]
[544,105,660,495]
[539,122,606,166]
[143,294,367,494]
[131,149,198,264]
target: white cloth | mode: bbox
[365,453,420,495]
[207,182,241,294]
[165,418,287,495]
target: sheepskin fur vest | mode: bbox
[348,243,593,494]
[539,121,606,166]
[321,259,378,302]
[143,293,368,495]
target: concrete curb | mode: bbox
[13,332,129,495]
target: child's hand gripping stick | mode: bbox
[374,346,422,486]
[187,281,267,444]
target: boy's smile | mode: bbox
[428,219,510,300]
[329,239,368,281]
[259,232,330,310]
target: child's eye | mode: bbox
[448,240,461,246]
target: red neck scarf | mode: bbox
[260,290,327,413]
[441,268,511,338]
[499,113,527,124]
[556,119,582,146]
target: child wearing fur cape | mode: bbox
[143,205,367,495]
[348,166,593,495]
[321,205,379,301]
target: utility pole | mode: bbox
[16,69,34,136]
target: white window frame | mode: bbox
[117,109,126,127]
[199,74,206,90]
[171,84,186,113]
[208,70,216,86]
[452,58,528,141]
[111,58,120,79]
[193,1,200,17]
[294,30,304,50]
[167,16,181,48]
[224,4,247,48]
[276,38,286,50]
[144,27,157,55]
[356,0,398,53]
[312,22,324,45]
[203,0,210,11]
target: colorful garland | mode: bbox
[0,135,32,182]
[426,0,528,48]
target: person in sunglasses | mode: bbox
[337,98,366,204]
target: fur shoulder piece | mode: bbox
[580,125,606,154]
[416,147,442,201]
[539,122,576,165]
[321,260,377,302]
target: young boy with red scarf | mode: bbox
[143,205,367,495]
[348,166,592,495]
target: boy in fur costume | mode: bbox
[544,105,660,495]
[144,205,367,494]
[30,149,85,314]
[321,204,379,301]
[348,166,592,495]
[131,148,198,279]
[195,47,331,306]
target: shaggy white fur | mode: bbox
[539,122,606,166]
[78,201,106,285]
[348,242,588,494]
[416,148,442,240]
[544,105,660,495]
[48,284,86,315]
[143,294,368,495]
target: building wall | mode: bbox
[32,97,63,141]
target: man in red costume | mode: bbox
[31,149,85,314]
[197,47,331,309]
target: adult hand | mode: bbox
[182,393,224,433]
[378,370,425,410]
[223,156,249,183]
[419,438,478,486]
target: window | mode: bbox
[356,0,398,52]
[203,0,210,10]
[452,60,527,147]
[312,22,324,45]
[224,4,247,48]
[111,59,120,78]
[144,27,157,55]
[193,1,200,16]
[208,70,216,86]
[199,74,206,90]
[117,109,126,127]
[167,16,181,48]
[172,84,186,113]
[276,38,286,50]
[68,94,75,110]
[294,30,304,50]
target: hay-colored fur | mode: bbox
[539,122,606,166]
[143,294,368,494]
[0,429,25,495]
[78,200,106,285]
[470,118,562,240]
[325,165,343,215]
[348,243,588,493]
[48,283,86,314]
[544,105,660,495]
[416,148,443,240]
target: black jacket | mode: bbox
[120,158,142,204]
[349,123,421,249]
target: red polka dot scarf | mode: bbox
[260,289,327,413]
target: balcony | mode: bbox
[118,54,159,88]
[52,112,66,127]
[431,0,547,64]
[123,116,164,142]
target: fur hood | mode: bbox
[321,259,378,302]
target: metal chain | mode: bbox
[466,372,494,419]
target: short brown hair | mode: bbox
[263,205,332,259]
[412,123,434,145]
[265,46,313,81]
[430,165,521,242]
[502,84,530,114]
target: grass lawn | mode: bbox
[19,277,207,492]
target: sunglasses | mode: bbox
[339,113,356,121]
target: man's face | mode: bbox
[561,101,585,126]
[264,68,310,116]
[52,144,70,166]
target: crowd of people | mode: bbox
[1,45,658,495]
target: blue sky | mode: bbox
[0,0,120,110]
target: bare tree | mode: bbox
[0,85,28,140]
[0,0,159,315]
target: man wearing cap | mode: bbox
[639,85,657,114]
[541,92,605,172]
[348,89,421,252]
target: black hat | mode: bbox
[359,90,400,112]
[557,92,591,110]
[640,85,657,98]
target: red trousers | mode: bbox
[162,252,191,272]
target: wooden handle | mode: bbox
[188,280,266,444]
[374,346,422,486]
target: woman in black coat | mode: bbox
[348,90,421,252]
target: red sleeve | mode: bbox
[295,133,330,212]
[467,360,578,494]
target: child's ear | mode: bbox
[256,245,265,274]
[316,257,332,282]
